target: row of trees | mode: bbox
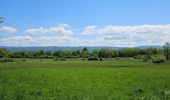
[0,43,170,60]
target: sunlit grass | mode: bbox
[0,58,170,99]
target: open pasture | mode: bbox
[0,58,170,100]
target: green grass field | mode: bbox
[0,58,170,100]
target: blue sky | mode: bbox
[0,0,170,46]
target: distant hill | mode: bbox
[0,46,162,51]
[0,46,124,51]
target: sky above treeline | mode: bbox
[0,0,170,47]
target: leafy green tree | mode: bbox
[53,50,64,58]
[163,42,170,60]
[42,51,52,58]
[72,50,80,57]
[151,55,166,64]
[82,47,89,58]
[33,50,44,58]
[99,49,112,58]
[0,48,9,58]
[92,50,98,57]
[65,50,72,58]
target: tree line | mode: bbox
[0,47,163,58]
[0,43,169,60]
[0,42,170,64]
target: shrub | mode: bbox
[88,56,99,61]
[142,55,149,62]
[23,58,26,62]
[115,57,119,60]
[60,58,66,61]
[82,58,87,60]
[54,57,60,61]
[54,57,66,61]
[134,55,143,59]
[99,57,104,61]
[151,55,166,64]
[66,56,79,58]
[0,58,15,62]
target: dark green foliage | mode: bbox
[54,57,66,61]
[60,58,66,61]
[0,43,167,59]
[65,56,79,58]
[81,47,89,58]
[115,57,119,60]
[88,56,99,61]
[0,57,14,62]
[54,57,59,61]
[151,55,166,64]
[0,48,10,58]
[72,50,81,57]
[23,58,26,62]
[143,55,150,62]
[83,47,88,51]
[99,49,113,58]
[82,58,87,60]
[134,55,143,59]
[163,42,170,60]
[99,57,104,61]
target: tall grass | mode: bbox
[0,58,170,99]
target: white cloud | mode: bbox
[1,24,170,47]
[0,36,81,46]
[7,36,33,41]
[81,26,97,35]
[1,36,33,46]
[98,24,170,46]
[34,36,81,46]
[0,26,17,33]
[24,24,73,35]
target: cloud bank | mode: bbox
[0,24,170,46]
[0,26,17,33]
[24,24,73,35]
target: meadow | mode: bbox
[0,58,170,100]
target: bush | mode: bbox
[60,58,66,61]
[99,57,104,61]
[23,58,26,62]
[88,56,99,61]
[151,55,166,64]
[115,57,119,60]
[82,58,87,60]
[134,55,143,59]
[143,55,149,62]
[54,57,60,61]
[54,57,66,61]
[0,58,15,62]
[65,56,79,58]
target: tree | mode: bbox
[163,42,170,60]
[44,51,52,58]
[53,50,64,58]
[72,50,80,57]
[99,49,112,58]
[0,48,9,58]
[82,47,89,58]
[92,50,98,57]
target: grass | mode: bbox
[0,58,170,100]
